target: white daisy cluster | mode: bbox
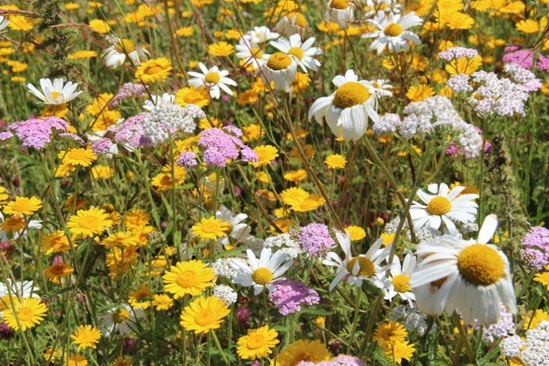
[362,11,423,54]
[501,321,549,366]
[263,233,302,259]
[140,94,205,145]
[235,26,279,71]
[373,96,483,158]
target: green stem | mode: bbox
[210,330,229,364]
[346,287,362,354]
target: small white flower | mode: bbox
[27,78,83,105]
[102,36,149,69]
[308,69,379,141]
[270,34,322,72]
[276,11,307,37]
[0,279,39,299]
[362,11,423,55]
[98,304,145,336]
[188,63,237,99]
[323,231,393,291]
[410,214,517,326]
[409,182,478,235]
[244,26,280,44]
[260,52,297,92]
[231,248,293,295]
[216,205,251,249]
[235,37,268,71]
[382,253,417,306]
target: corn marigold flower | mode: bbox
[208,41,234,57]
[192,217,231,241]
[162,260,215,298]
[67,50,97,60]
[363,10,423,54]
[135,57,172,84]
[179,296,230,334]
[153,294,174,311]
[237,325,280,360]
[3,196,42,216]
[43,262,74,283]
[345,225,366,241]
[3,297,47,331]
[27,78,83,105]
[231,247,294,295]
[325,153,347,169]
[382,340,416,364]
[276,339,332,365]
[308,69,379,141]
[252,145,279,167]
[66,207,113,239]
[188,63,237,99]
[70,325,101,351]
[410,214,517,326]
[373,321,408,346]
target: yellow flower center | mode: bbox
[49,265,67,275]
[204,71,220,84]
[66,149,89,162]
[347,256,375,277]
[112,308,130,323]
[251,47,263,59]
[175,270,199,288]
[50,91,62,100]
[251,267,274,285]
[330,0,350,9]
[246,334,266,350]
[333,82,370,109]
[391,274,411,293]
[381,232,395,246]
[266,52,293,71]
[195,309,215,326]
[199,222,222,233]
[457,244,504,286]
[78,215,100,230]
[143,64,164,75]
[287,12,307,27]
[426,196,452,215]
[114,39,136,54]
[16,307,34,322]
[384,23,404,37]
[288,47,304,60]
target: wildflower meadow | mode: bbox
[1,0,549,365]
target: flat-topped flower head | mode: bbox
[362,11,423,54]
[270,34,322,72]
[188,62,237,99]
[308,69,379,141]
[409,182,478,234]
[410,214,517,326]
[260,52,297,92]
[231,248,294,295]
[27,78,83,105]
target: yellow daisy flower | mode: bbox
[68,50,98,60]
[237,325,280,360]
[345,225,366,241]
[534,271,549,290]
[175,86,209,108]
[179,296,230,334]
[252,145,279,168]
[153,294,174,311]
[3,196,42,216]
[3,297,48,331]
[162,260,215,298]
[70,325,101,350]
[382,340,415,364]
[191,217,231,241]
[135,57,173,84]
[59,148,97,167]
[40,231,74,254]
[88,19,110,33]
[325,154,347,169]
[276,340,332,366]
[66,207,113,238]
[208,41,234,57]
[43,264,74,283]
[373,321,408,346]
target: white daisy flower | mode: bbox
[276,11,307,37]
[410,214,517,326]
[216,205,251,249]
[0,15,9,33]
[363,0,402,17]
[188,62,237,99]
[231,247,293,295]
[27,78,83,105]
[308,69,379,141]
[270,34,322,72]
[323,231,393,291]
[235,37,268,71]
[0,279,39,299]
[325,0,355,29]
[102,36,149,69]
[362,11,423,55]
[98,304,145,336]
[244,26,280,44]
[382,253,417,306]
[260,52,297,92]
[409,183,478,235]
